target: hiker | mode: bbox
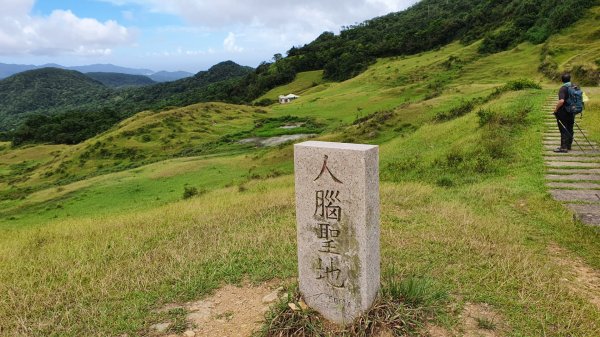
[553,73,575,153]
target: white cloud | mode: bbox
[98,0,418,54]
[0,0,135,56]
[147,47,215,57]
[223,32,243,53]
[121,10,134,21]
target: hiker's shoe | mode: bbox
[553,147,568,153]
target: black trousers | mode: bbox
[556,110,575,149]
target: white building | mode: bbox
[279,94,300,104]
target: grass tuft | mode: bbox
[476,317,497,331]
[258,275,447,337]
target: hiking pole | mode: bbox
[574,121,595,149]
[557,119,585,152]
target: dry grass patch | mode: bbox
[548,243,600,310]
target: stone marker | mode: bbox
[294,141,380,325]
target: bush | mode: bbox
[254,98,277,106]
[479,24,521,54]
[182,186,199,199]
[435,100,476,121]
[570,65,600,86]
[477,108,495,127]
[539,57,559,80]
[503,78,542,91]
[436,177,454,187]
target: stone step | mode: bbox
[547,182,600,189]
[547,168,600,174]
[544,145,596,150]
[544,150,600,156]
[544,156,600,162]
[544,130,588,134]
[543,126,588,134]
[544,146,596,152]
[566,204,600,226]
[545,161,600,168]
[549,189,600,202]
[543,138,588,143]
[546,174,600,181]
[543,141,596,146]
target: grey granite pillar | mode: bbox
[294,141,380,325]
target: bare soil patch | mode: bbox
[424,302,506,337]
[152,280,284,337]
[548,243,600,310]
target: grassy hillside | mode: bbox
[256,70,325,102]
[0,5,599,337]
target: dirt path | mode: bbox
[149,281,285,337]
[548,243,600,310]
[542,96,600,226]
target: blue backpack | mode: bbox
[565,84,584,115]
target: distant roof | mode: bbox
[279,94,300,99]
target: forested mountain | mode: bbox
[120,61,254,109]
[85,72,156,88]
[285,0,596,80]
[4,61,254,144]
[149,71,194,82]
[0,68,111,131]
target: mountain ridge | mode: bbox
[1,61,255,142]
[85,72,157,88]
[0,62,193,82]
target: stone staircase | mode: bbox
[543,96,600,226]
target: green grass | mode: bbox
[256,70,325,102]
[3,88,600,336]
[1,6,600,336]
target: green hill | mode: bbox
[85,72,156,88]
[0,68,110,131]
[0,3,599,337]
[5,61,254,144]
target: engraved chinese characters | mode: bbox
[294,141,380,325]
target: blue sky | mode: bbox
[0,0,418,73]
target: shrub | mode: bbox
[477,108,495,127]
[479,24,521,54]
[254,98,277,106]
[503,78,542,91]
[525,25,551,44]
[436,177,454,187]
[539,57,559,80]
[570,65,600,86]
[435,100,476,121]
[182,186,199,199]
